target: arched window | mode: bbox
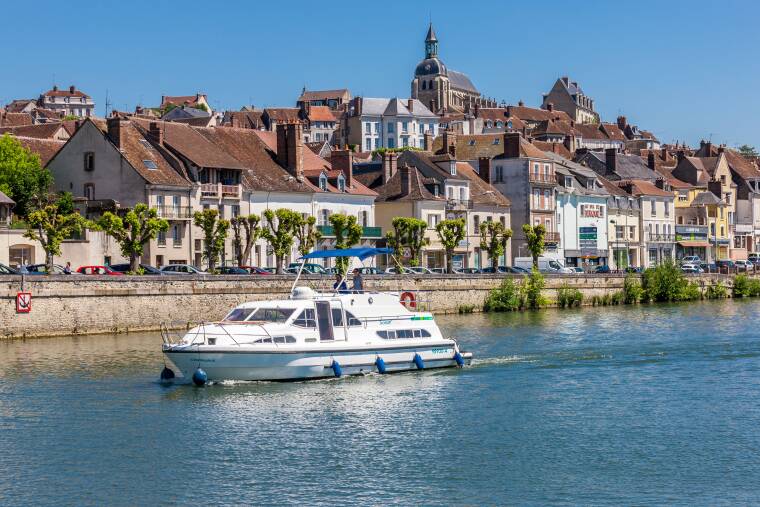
[421,80,427,90]
[429,80,434,89]
[496,121,503,128]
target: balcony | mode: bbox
[529,172,556,185]
[647,233,676,243]
[201,183,219,198]
[317,225,383,239]
[222,184,241,199]
[200,183,241,200]
[530,204,555,213]
[446,199,473,210]
[154,205,193,220]
[544,231,561,244]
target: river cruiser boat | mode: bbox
[161,248,472,383]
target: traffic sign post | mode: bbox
[16,292,32,313]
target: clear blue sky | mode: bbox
[3,0,759,147]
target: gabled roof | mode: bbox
[600,123,627,141]
[4,99,36,113]
[0,122,67,139]
[307,106,336,122]
[0,111,33,127]
[724,149,760,181]
[359,98,436,118]
[447,70,478,93]
[162,106,210,121]
[574,123,608,140]
[433,134,504,160]
[375,165,440,202]
[533,141,572,160]
[620,179,673,198]
[162,94,205,107]
[507,105,572,123]
[14,136,65,166]
[263,108,301,122]
[298,89,350,102]
[598,175,631,197]
[0,190,14,205]
[42,86,89,98]
[691,191,723,206]
[653,166,692,190]
[222,110,263,129]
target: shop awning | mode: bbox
[677,240,710,247]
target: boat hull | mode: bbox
[163,343,472,381]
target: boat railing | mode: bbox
[161,319,276,347]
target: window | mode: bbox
[172,224,181,246]
[616,226,624,240]
[664,201,670,217]
[721,175,726,185]
[84,152,94,171]
[224,308,256,321]
[374,122,380,133]
[402,121,409,133]
[331,308,344,327]
[433,185,439,197]
[365,122,371,134]
[629,226,635,240]
[173,195,180,208]
[143,160,157,170]
[468,139,476,146]
[492,138,500,145]
[377,329,431,339]
[473,215,480,231]
[231,205,240,218]
[157,195,165,207]
[428,214,441,228]
[565,176,573,187]
[388,122,394,133]
[320,209,330,226]
[402,137,409,147]
[495,166,503,183]
[345,311,362,326]
[544,189,551,209]
[365,138,372,151]
[337,175,345,192]
[651,199,657,217]
[319,174,327,190]
[388,138,395,149]
[360,210,369,227]
[84,183,94,200]
[253,308,296,323]
[158,229,166,246]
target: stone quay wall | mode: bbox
[0,273,743,339]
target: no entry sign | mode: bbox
[16,292,31,313]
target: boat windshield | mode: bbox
[224,308,256,321]
[247,308,295,323]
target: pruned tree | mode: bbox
[24,195,87,272]
[436,218,466,273]
[261,208,300,274]
[479,221,513,271]
[231,214,262,267]
[329,213,363,274]
[522,223,546,269]
[193,209,229,272]
[294,214,321,257]
[384,218,406,271]
[96,203,169,273]
[386,216,429,268]
[0,133,53,218]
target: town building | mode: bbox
[410,23,496,114]
[541,77,600,125]
[618,179,676,267]
[297,88,351,111]
[342,97,438,152]
[38,85,94,118]
[301,105,337,144]
[599,176,641,268]
[161,93,210,112]
[576,149,659,181]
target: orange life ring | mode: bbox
[400,291,416,309]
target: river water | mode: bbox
[2,300,760,505]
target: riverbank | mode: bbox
[0,273,753,338]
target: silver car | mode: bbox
[160,264,206,275]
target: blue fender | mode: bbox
[413,353,425,369]
[375,357,387,374]
[331,359,343,377]
[454,351,465,367]
[192,367,207,386]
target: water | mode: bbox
[2,300,760,505]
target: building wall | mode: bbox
[556,193,608,266]
[640,196,676,267]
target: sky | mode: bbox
[3,0,759,147]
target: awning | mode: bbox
[301,247,394,261]
[677,240,710,247]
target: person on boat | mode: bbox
[352,268,364,293]
[333,273,348,293]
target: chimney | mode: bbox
[332,148,353,188]
[407,98,414,113]
[353,97,362,116]
[563,135,573,153]
[546,102,554,112]
[503,132,521,158]
[518,100,525,107]
[442,130,457,157]
[276,123,288,167]
[617,115,627,130]
[286,122,304,180]
[52,85,58,92]
[661,147,668,160]
[605,148,617,173]
[399,165,412,196]
[148,122,164,145]
[69,85,75,94]
[647,152,656,170]
[478,157,491,184]
[704,141,712,155]
[382,151,398,184]
[677,150,685,163]
[718,144,725,154]
[655,178,666,190]
[106,116,127,151]
[423,131,433,152]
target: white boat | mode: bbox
[161,247,472,383]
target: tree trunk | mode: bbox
[446,248,454,274]
[532,254,539,270]
[130,253,140,274]
[491,250,499,271]
[275,255,284,275]
[46,251,54,274]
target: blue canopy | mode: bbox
[301,247,393,261]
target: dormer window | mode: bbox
[492,138,500,145]
[337,174,346,192]
[450,161,456,175]
[564,176,573,188]
[319,174,327,190]
[468,140,476,146]
[507,120,513,129]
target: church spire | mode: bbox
[425,23,438,58]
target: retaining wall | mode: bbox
[0,273,742,339]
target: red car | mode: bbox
[240,266,271,275]
[76,265,124,276]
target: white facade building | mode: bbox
[344,97,438,152]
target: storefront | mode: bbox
[675,225,709,261]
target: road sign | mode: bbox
[16,292,32,313]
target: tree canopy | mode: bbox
[436,218,466,273]
[522,223,546,268]
[480,221,512,271]
[24,194,87,272]
[0,133,52,217]
[329,213,363,274]
[96,203,169,273]
[261,208,300,274]
[231,214,262,267]
[193,209,229,271]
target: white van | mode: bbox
[514,256,573,274]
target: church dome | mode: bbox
[415,57,447,77]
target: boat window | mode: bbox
[254,337,273,343]
[345,311,362,326]
[293,308,316,328]
[249,308,295,323]
[331,308,344,327]
[224,308,255,321]
[377,329,431,339]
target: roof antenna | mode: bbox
[104,89,112,118]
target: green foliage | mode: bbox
[557,284,583,308]
[386,216,429,267]
[479,221,512,271]
[62,114,80,121]
[230,214,262,267]
[292,214,320,257]
[483,277,525,312]
[705,280,728,299]
[611,291,625,305]
[457,304,475,314]
[738,144,759,159]
[733,274,760,297]
[641,260,703,302]
[24,196,87,272]
[436,218,466,273]
[0,133,53,217]
[96,203,169,272]
[371,146,422,157]
[522,223,546,268]
[193,209,229,271]
[329,213,362,274]
[261,208,300,274]
[680,282,703,301]
[524,268,546,309]
[623,273,644,304]
[193,103,209,112]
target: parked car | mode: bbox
[109,263,163,275]
[457,267,481,274]
[160,264,206,275]
[680,255,702,265]
[514,256,573,274]
[681,263,704,274]
[624,266,643,273]
[287,262,329,275]
[748,253,760,265]
[734,260,754,272]
[21,264,75,275]
[76,265,124,276]
[323,267,340,275]
[261,267,277,274]
[356,267,384,275]
[572,267,585,274]
[217,266,250,275]
[406,266,434,275]
[594,265,611,274]
[429,267,447,274]
[480,266,509,274]
[240,266,271,275]
[384,266,408,274]
[716,259,735,273]
[700,262,717,273]
[0,263,19,274]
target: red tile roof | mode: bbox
[264,108,301,122]
[43,86,90,98]
[298,89,350,102]
[0,123,67,139]
[14,136,65,166]
[620,179,674,197]
[532,140,572,160]
[307,106,336,122]
[0,111,33,127]
[507,105,572,123]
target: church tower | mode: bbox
[411,23,450,114]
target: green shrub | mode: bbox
[457,304,475,314]
[679,282,702,301]
[557,284,583,308]
[623,273,643,304]
[642,260,693,302]
[484,278,525,312]
[749,278,760,297]
[525,269,547,309]
[734,274,751,297]
[705,281,728,299]
[611,291,625,305]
